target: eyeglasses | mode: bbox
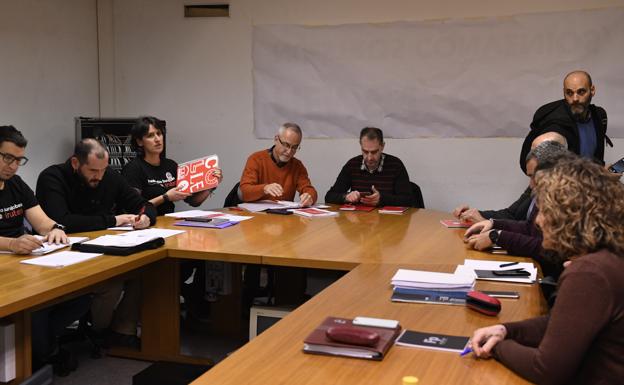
[0,151,28,166]
[276,136,301,152]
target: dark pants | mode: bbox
[31,295,92,368]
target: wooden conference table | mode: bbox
[0,208,547,384]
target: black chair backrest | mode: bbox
[410,181,425,208]
[223,182,242,208]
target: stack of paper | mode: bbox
[237,200,301,213]
[165,209,252,222]
[455,259,538,284]
[390,268,475,305]
[290,208,338,218]
[84,228,185,247]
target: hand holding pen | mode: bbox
[133,206,150,229]
[465,324,507,358]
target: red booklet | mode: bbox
[339,204,375,212]
[440,219,473,228]
[176,154,219,193]
[303,317,402,360]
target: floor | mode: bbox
[49,268,341,384]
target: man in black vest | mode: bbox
[519,70,611,173]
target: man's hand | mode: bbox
[263,183,283,197]
[44,229,68,245]
[9,234,43,254]
[299,192,313,207]
[465,231,494,250]
[115,214,138,227]
[470,324,507,359]
[360,185,381,206]
[344,191,361,203]
[464,220,493,239]
[459,208,486,224]
[133,214,151,229]
[453,204,470,218]
[165,186,191,202]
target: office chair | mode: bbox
[409,181,425,208]
[223,182,243,207]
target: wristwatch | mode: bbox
[488,230,501,245]
[52,223,66,231]
[162,193,170,203]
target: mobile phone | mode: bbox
[481,290,520,299]
[359,192,372,197]
[492,269,530,277]
[266,208,293,215]
[183,217,213,222]
[608,157,624,173]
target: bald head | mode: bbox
[531,132,568,149]
[564,71,592,88]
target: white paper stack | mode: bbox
[391,269,475,291]
[237,200,301,212]
[455,259,538,284]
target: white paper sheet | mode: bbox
[0,236,89,255]
[456,260,537,284]
[20,251,102,268]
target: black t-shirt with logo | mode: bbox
[122,157,178,216]
[0,175,38,238]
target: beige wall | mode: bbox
[2,0,621,210]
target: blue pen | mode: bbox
[459,346,473,357]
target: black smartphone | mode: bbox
[183,217,213,222]
[481,290,520,299]
[492,269,530,277]
[608,157,624,173]
[266,208,293,215]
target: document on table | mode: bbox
[164,210,223,218]
[391,268,475,290]
[84,228,186,247]
[107,225,134,231]
[20,251,102,268]
[164,210,253,222]
[456,259,537,284]
[237,201,296,212]
[0,236,89,255]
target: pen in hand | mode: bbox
[135,206,146,223]
[459,346,473,357]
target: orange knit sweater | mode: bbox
[239,150,318,203]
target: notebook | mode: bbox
[395,330,470,353]
[303,316,402,360]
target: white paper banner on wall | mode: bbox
[253,8,624,139]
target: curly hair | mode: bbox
[534,157,624,260]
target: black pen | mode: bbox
[499,261,519,268]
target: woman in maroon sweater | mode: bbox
[470,157,624,385]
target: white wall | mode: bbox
[105,0,623,212]
[0,0,100,187]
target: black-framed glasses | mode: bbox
[0,151,28,166]
[276,136,301,152]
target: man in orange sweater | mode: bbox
[240,122,317,206]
